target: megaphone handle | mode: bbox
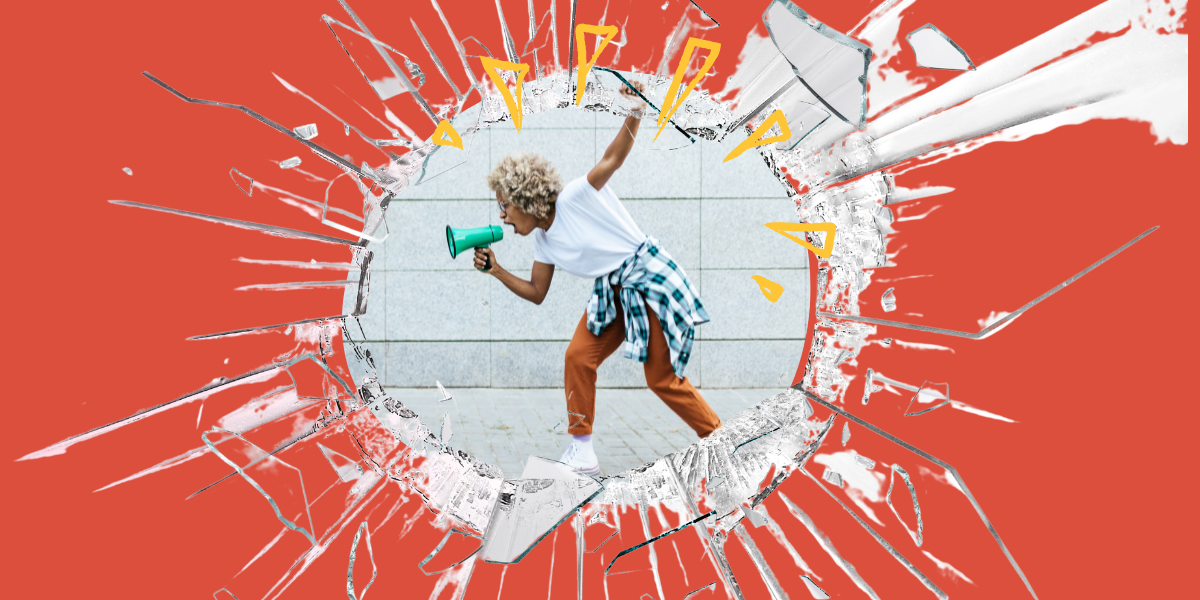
[480,244,491,271]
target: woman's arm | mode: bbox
[587,82,647,191]
[475,247,555,305]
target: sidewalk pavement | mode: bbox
[387,387,785,477]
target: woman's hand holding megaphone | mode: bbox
[474,247,498,273]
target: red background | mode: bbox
[3,0,1192,597]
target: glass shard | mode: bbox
[906,381,950,417]
[229,168,254,196]
[279,156,302,169]
[841,422,851,446]
[440,413,453,445]
[801,575,830,599]
[122,167,133,175]
[861,368,875,405]
[347,521,377,600]
[212,589,238,600]
[550,410,587,436]
[906,24,975,71]
[822,467,843,487]
[202,428,317,545]
[817,228,1159,340]
[881,338,892,346]
[418,528,484,575]
[318,442,365,483]
[683,582,717,599]
[582,505,619,553]
[479,471,603,563]
[778,491,880,599]
[741,505,767,528]
[886,464,924,546]
[881,288,896,312]
[322,9,437,122]
[731,405,784,455]
[854,454,876,470]
[142,72,370,179]
[293,123,319,140]
[605,510,716,574]
[763,0,872,127]
[436,380,453,402]
[413,105,483,187]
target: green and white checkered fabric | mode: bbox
[586,236,708,379]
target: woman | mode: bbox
[474,83,722,477]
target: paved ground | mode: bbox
[389,387,786,477]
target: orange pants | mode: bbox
[564,296,722,438]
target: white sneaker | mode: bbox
[559,440,600,478]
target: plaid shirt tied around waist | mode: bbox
[585,236,709,379]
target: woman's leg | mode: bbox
[642,309,723,438]
[563,305,627,435]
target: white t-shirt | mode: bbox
[532,176,646,279]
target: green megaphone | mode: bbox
[447,224,504,271]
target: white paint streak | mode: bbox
[239,527,289,576]
[813,451,888,526]
[893,339,955,353]
[922,549,975,584]
[19,367,281,460]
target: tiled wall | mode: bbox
[344,107,809,388]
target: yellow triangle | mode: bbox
[751,275,784,303]
[764,222,838,259]
[724,110,792,162]
[479,56,530,131]
[574,24,618,106]
[655,37,720,142]
[431,119,463,150]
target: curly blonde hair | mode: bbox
[486,152,563,220]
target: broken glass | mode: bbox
[763,0,872,128]
[589,67,700,150]
[605,510,716,574]
[440,413,453,445]
[683,582,717,599]
[110,201,362,246]
[479,472,602,563]
[418,528,484,575]
[347,521,377,600]
[436,380,453,402]
[293,123,319,140]
[906,381,950,417]
[730,405,784,455]
[854,454,876,470]
[881,288,896,312]
[841,422,851,446]
[777,490,880,599]
[202,428,317,545]
[886,464,924,546]
[411,104,483,187]
[122,167,133,175]
[818,228,1159,339]
[906,24,975,71]
[861,368,875,404]
[582,505,620,552]
[740,504,767,528]
[318,442,366,482]
[229,168,254,196]
[822,467,843,487]
[279,156,302,169]
[323,8,437,123]
[550,410,587,436]
[801,575,830,599]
